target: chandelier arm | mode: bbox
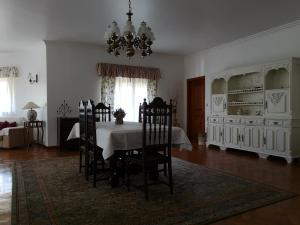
[105,0,154,57]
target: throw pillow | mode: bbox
[0,122,5,130]
[0,121,9,130]
[8,121,17,127]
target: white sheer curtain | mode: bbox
[114,77,148,122]
[0,77,16,116]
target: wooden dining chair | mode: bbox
[126,97,173,200]
[95,102,111,122]
[86,99,108,187]
[78,100,88,178]
[138,100,145,123]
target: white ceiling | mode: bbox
[1,0,300,55]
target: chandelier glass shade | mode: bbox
[104,0,155,58]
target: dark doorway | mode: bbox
[187,76,205,143]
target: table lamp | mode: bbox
[23,101,40,121]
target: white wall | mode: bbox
[0,42,47,132]
[183,20,300,131]
[46,41,184,146]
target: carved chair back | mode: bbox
[95,102,111,122]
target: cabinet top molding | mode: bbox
[207,57,300,79]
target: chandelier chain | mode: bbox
[128,0,132,13]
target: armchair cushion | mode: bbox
[0,121,17,130]
[0,121,9,130]
[0,117,27,149]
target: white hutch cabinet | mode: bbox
[207,58,300,163]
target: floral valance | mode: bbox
[0,67,18,78]
[96,63,161,80]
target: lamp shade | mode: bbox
[23,101,40,110]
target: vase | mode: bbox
[115,117,124,125]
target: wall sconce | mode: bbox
[29,73,38,84]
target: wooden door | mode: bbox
[187,76,205,143]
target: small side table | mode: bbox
[24,120,44,151]
[57,117,79,151]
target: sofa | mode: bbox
[0,117,27,149]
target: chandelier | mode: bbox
[104,0,155,58]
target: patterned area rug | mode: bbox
[12,157,295,225]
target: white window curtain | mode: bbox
[0,77,16,116]
[114,77,148,122]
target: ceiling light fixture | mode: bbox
[104,0,155,58]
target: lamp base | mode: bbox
[27,109,37,121]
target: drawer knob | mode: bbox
[274,122,278,125]
[249,121,253,124]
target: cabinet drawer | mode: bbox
[266,119,283,127]
[241,118,264,126]
[209,117,223,123]
[224,117,240,124]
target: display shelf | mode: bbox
[208,57,300,163]
[227,72,263,92]
[228,102,264,106]
[265,68,289,90]
[228,88,263,95]
[212,78,226,94]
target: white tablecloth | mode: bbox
[68,122,192,159]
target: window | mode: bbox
[0,77,15,116]
[114,77,148,122]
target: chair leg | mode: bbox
[163,149,167,176]
[144,170,149,200]
[163,162,167,176]
[85,153,90,181]
[102,159,105,170]
[125,160,130,191]
[168,161,173,195]
[93,158,97,187]
[79,151,82,173]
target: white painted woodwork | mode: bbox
[212,94,227,115]
[224,124,240,149]
[264,127,290,153]
[207,58,300,163]
[208,123,224,146]
[265,89,289,115]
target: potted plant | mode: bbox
[113,108,126,125]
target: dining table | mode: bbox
[67,121,192,160]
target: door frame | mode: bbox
[187,76,206,141]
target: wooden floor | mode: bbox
[1,145,300,225]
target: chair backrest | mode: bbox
[86,99,97,148]
[95,102,111,122]
[138,98,146,123]
[142,97,173,154]
[79,100,87,142]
